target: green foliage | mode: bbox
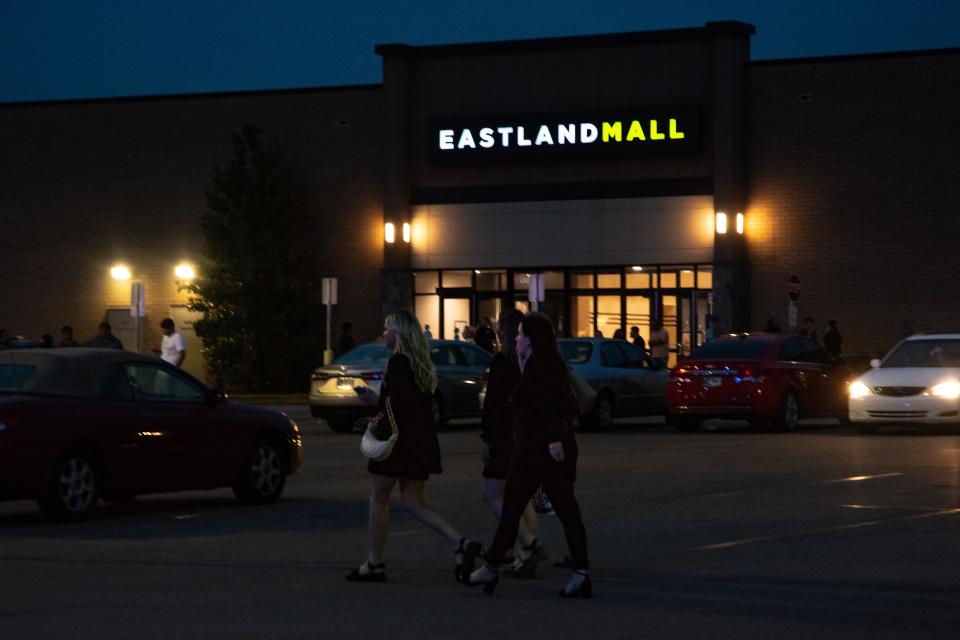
[183,125,321,390]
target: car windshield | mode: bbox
[559,341,593,364]
[883,339,960,368]
[335,343,391,366]
[690,338,769,360]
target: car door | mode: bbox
[619,341,667,413]
[777,337,821,417]
[123,361,216,491]
[796,339,847,417]
[598,341,639,415]
[455,344,493,417]
[431,344,472,418]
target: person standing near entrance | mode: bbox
[823,320,843,360]
[87,322,124,350]
[629,326,646,354]
[155,318,186,367]
[649,320,669,369]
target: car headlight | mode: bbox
[849,381,873,398]
[926,380,960,399]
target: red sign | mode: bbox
[787,275,801,302]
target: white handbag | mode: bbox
[360,396,399,461]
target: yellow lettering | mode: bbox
[650,120,665,140]
[602,121,622,142]
[669,118,685,139]
[626,120,646,141]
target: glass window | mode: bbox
[513,272,530,290]
[601,342,628,368]
[430,345,464,367]
[620,342,648,368]
[0,363,38,390]
[458,345,492,367]
[415,295,439,340]
[660,271,677,288]
[883,339,960,368]
[626,296,651,346]
[777,338,806,362]
[123,363,205,402]
[596,295,622,339]
[697,267,713,289]
[100,364,134,400]
[597,272,621,289]
[476,271,507,291]
[414,271,439,294]
[441,271,472,288]
[625,271,651,288]
[571,272,594,289]
[335,343,390,366]
[560,341,593,364]
[443,298,470,341]
[571,296,594,337]
[544,271,564,289]
[679,269,695,288]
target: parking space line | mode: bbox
[817,472,904,484]
[689,508,960,551]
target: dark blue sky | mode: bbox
[3,0,958,103]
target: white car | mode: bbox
[849,333,960,434]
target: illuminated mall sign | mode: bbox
[429,106,700,161]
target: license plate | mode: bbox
[336,377,355,390]
[704,376,722,388]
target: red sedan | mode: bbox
[0,348,302,520]
[666,333,853,432]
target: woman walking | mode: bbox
[465,313,591,597]
[479,309,545,575]
[347,310,481,583]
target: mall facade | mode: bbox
[2,21,958,379]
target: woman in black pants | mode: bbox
[466,313,591,598]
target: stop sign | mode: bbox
[787,275,801,302]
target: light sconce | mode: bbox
[110,265,131,281]
[384,222,395,243]
[631,266,643,271]
[402,222,411,243]
[715,212,728,235]
[736,212,744,235]
[175,263,196,280]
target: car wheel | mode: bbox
[856,424,880,435]
[233,438,286,505]
[774,390,800,432]
[38,448,100,521]
[582,393,615,431]
[327,418,354,433]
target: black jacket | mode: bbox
[480,352,521,446]
[368,353,442,478]
[510,352,578,447]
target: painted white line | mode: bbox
[690,508,960,552]
[817,472,904,484]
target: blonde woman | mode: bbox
[347,310,481,583]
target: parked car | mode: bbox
[849,333,960,434]
[309,340,493,432]
[0,348,303,520]
[558,338,668,430]
[666,333,853,432]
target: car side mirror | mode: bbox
[870,358,881,368]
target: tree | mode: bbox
[183,125,318,390]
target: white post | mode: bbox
[322,278,338,365]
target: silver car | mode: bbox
[559,338,670,429]
[308,341,493,432]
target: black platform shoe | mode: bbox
[345,561,387,582]
[558,570,592,599]
[464,563,500,595]
[454,537,483,583]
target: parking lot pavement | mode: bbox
[2,416,960,639]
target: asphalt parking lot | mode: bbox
[2,410,960,639]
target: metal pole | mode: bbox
[324,302,334,365]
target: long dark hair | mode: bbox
[520,312,565,369]
[498,308,524,365]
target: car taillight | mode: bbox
[735,369,766,383]
[359,372,382,381]
[670,368,692,383]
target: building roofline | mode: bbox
[375,21,755,58]
[751,46,960,67]
[0,82,382,109]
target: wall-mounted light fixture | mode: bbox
[174,263,196,280]
[384,222,395,243]
[110,265,131,280]
[715,212,728,235]
[402,222,411,243]
[631,265,643,271]
[735,212,744,235]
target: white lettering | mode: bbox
[534,125,554,146]
[517,126,532,146]
[439,129,455,150]
[457,129,476,149]
[580,123,598,144]
[557,124,576,144]
[479,128,495,148]
[497,127,514,146]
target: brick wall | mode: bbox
[747,50,960,358]
[0,86,385,375]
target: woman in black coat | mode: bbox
[347,310,480,583]
[480,309,544,574]
[466,313,591,598]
